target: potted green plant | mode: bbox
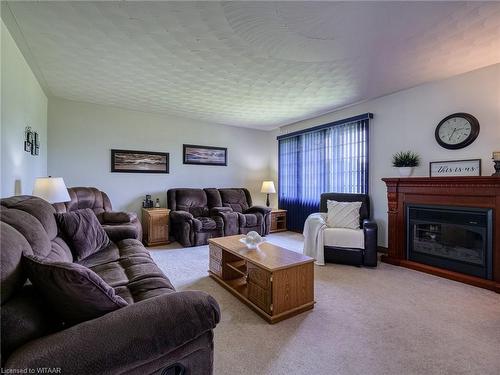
[392,151,420,177]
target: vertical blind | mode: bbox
[278,114,371,231]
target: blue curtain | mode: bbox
[278,118,369,232]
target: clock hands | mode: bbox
[448,127,457,141]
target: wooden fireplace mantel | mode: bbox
[381,176,500,293]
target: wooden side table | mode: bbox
[142,208,170,246]
[270,209,287,233]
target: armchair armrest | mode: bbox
[5,291,220,374]
[102,211,137,224]
[244,205,272,216]
[170,210,194,223]
[362,219,378,267]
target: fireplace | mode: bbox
[382,177,500,293]
[407,205,493,280]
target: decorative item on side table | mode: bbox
[32,177,71,204]
[260,181,276,207]
[142,207,170,246]
[429,159,481,177]
[392,151,420,177]
[142,194,154,208]
[492,152,500,177]
[183,144,227,166]
[270,209,287,233]
[111,149,169,173]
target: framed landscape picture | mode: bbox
[183,144,227,166]
[111,149,169,173]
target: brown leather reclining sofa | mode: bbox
[0,196,220,374]
[168,188,271,247]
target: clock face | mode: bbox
[437,117,472,145]
[435,113,479,150]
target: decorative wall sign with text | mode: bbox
[429,159,481,177]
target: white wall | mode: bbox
[1,20,48,197]
[272,64,500,246]
[48,98,273,215]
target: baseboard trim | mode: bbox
[377,246,388,253]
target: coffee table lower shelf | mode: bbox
[208,271,315,324]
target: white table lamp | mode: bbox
[261,181,276,207]
[33,177,71,203]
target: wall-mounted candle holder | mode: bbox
[24,126,33,152]
[24,126,39,156]
[493,152,500,177]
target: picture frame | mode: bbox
[183,144,227,166]
[111,149,169,173]
[429,159,481,177]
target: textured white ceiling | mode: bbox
[4,1,500,130]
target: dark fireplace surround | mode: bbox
[382,177,500,293]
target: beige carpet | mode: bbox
[149,232,500,375]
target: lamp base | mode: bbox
[266,194,270,207]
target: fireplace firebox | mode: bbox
[407,205,493,280]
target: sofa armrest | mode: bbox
[218,211,239,236]
[244,205,272,216]
[209,206,233,216]
[5,291,220,374]
[102,211,137,224]
[362,219,378,267]
[170,210,194,223]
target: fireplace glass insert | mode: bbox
[407,204,492,280]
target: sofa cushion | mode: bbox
[240,213,260,227]
[52,187,113,220]
[102,223,140,243]
[323,228,365,249]
[23,255,128,325]
[198,216,217,231]
[77,239,150,268]
[219,189,250,213]
[82,239,176,304]
[169,189,209,217]
[55,208,111,261]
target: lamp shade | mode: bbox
[32,177,71,203]
[261,181,276,194]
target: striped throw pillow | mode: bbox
[326,200,362,229]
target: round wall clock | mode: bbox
[435,113,480,150]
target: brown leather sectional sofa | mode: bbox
[168,188,271,247]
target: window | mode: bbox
[278,114,371,231]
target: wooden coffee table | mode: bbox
[208,235,314,323]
